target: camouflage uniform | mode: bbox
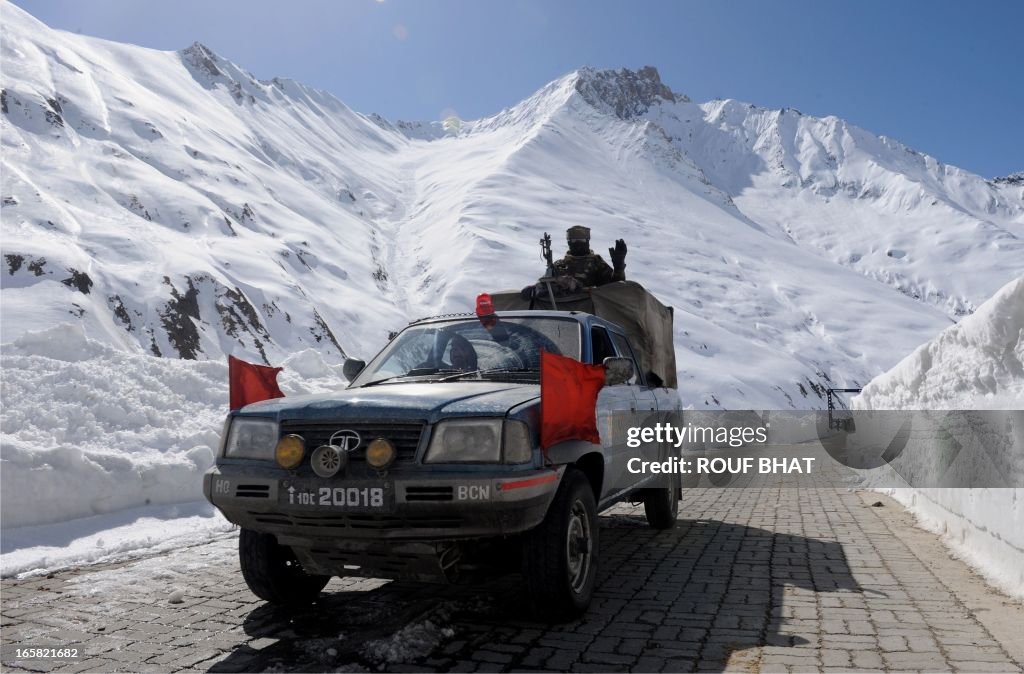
[552,225,626,288]
[553,253,620,287]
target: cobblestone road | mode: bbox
[3,489,1022,673]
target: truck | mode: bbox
[205,284,681,618]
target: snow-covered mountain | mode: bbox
[3,2,1022,409]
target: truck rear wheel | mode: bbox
[238,529,330,605]
[522,468,598,620]
[642,477,679,530]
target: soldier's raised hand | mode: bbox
[610,239,627,268]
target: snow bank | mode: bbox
[1,324,226,529]
[853,276,1024,599]
[855,276,1024,409]
[0,324,346,573]
[1,502,235,578]
[877,488,1023,599]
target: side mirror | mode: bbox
[343,358,366,381]
[603,357,634,386]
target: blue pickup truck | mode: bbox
[205,299,681,618]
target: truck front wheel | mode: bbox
[238,529,330,604]
[522,468,598,619]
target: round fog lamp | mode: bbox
[366,437,396,469]
[311,444,345,478]
[275,434,305,469]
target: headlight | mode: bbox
[425,419,502,463]
[224,418,279,460]
[424,419,535,464]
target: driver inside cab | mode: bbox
[448,334,478,371]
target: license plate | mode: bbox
[280,480,393,512]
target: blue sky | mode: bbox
[14,0,1023,177]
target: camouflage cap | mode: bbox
[566,225,591,240]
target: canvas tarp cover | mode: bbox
[490,281,677,388]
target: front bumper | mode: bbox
[204,463,561,544]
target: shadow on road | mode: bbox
[210,514,861,672]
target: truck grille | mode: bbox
[405,485,454,501]
[279,420,425,467]
[235,484,271,499]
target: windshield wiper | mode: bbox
[359,368,461,387]
[359,374,408,387]
[436,367,537,382]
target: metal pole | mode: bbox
[543,279,558,310]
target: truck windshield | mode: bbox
[350,317,581,387]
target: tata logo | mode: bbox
[329,429,362,452]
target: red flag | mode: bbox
[540,350,606,449]
[229,355,284,410]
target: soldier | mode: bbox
[553,226,627,288]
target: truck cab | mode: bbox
[205,308,681,618]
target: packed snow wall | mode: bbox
[880,488,1022,598]
[854,276,1024,599]
[0,323,348,530]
